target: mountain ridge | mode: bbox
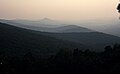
[0,22,86,56]
[0,19,94,33]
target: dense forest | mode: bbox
[1,44,120,74]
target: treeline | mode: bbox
[1,44,120,74]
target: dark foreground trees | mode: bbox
[1,44,120,74]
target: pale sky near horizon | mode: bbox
[0,0,119,21]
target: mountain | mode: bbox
[22,25,94,33]
[0,18,62,28]
[80,20,120,37]
[54,25,94,33]
[0,19,94,33]
[37,18,62,26]
[1,19,120,52]
[0,22,86,57]
[98,24,120,37]
[42,32,120,51]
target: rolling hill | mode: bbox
[98,24,120,37]
[42,32,120,51]
[0,19,94,33]
[1,20,120,52]
[0,22,86,57]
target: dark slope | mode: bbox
[43,32,120,51]
[0,22,85,56]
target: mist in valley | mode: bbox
[0,0,120,74]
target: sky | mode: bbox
[0,0,119,21]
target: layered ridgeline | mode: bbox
[1,19,120,37]
[1,19,120,52]
[0,18,62,28]
[97,23,120,37]
[0,19,94,33]
[0,22,86,57]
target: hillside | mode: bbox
[99,24,120,37]
[43,32,120,51]
[1,20,120,52]
[0,22,85,56]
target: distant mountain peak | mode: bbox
[41,18,54,22]
[43,17,51,20]
[38,18,63,26]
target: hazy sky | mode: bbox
[0,0,119,21]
